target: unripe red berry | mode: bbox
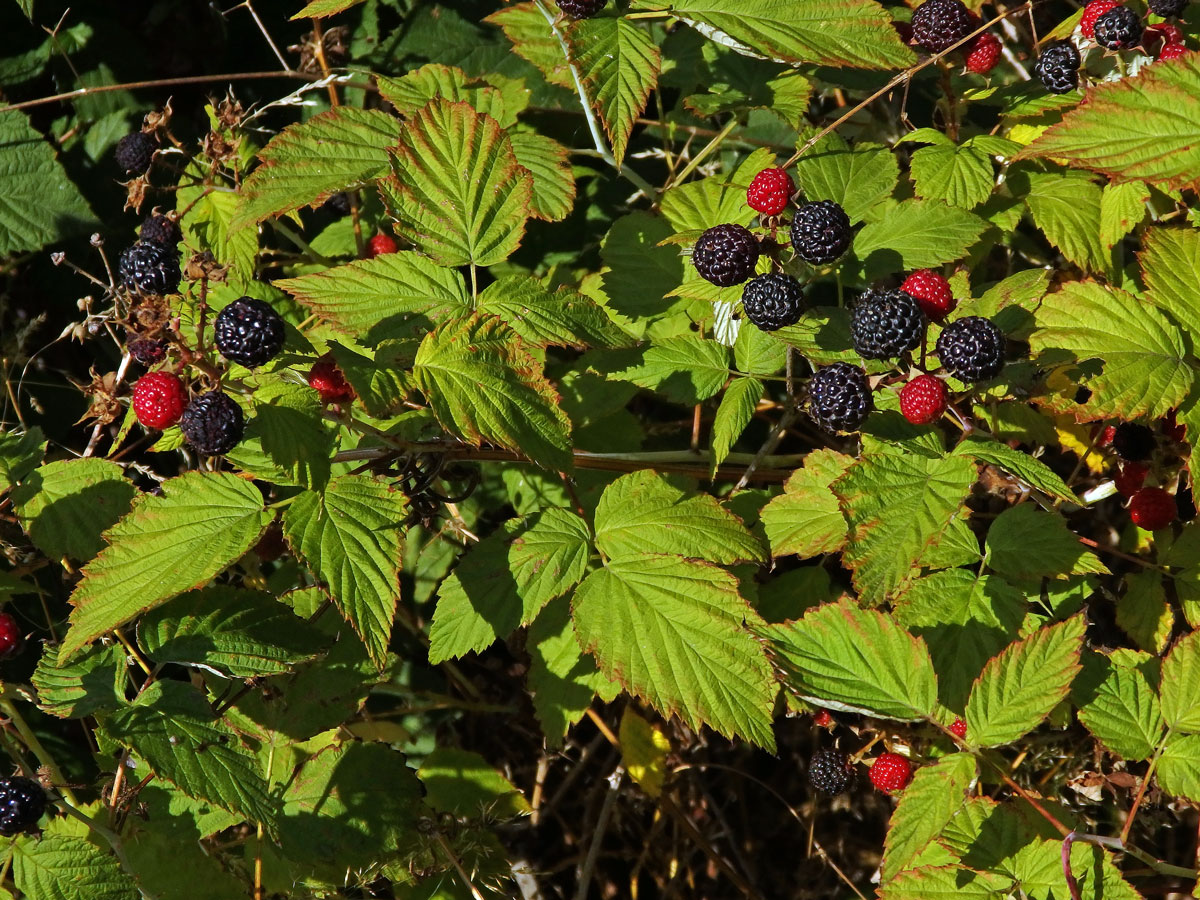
[0,613,22,659]
[869,752,913,793]
[900,374,949,426]
[746,167,795,217]
[1113,463,1148,498]
[899,269,955,321]
[1159,42,1188,60]
[965,32,1002,74]
[1081,0,1120,39]
[1129,487,1177,531]
[307,354,356,405]
[950,718,967,739]
[367,233,398,258]
[813,709,833,727]
[132,372,187,430]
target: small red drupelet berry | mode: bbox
[1129,486,1177,531]
[869,752,913,793]
[1159,42,1188,60]
[366,232,398,258]
[965,32,1002,74]
[746,167,795,217]
[1114,462,1149,498]
[813,709,833,727]
[132,372,187,430]
[0,613,21,659]
[1098,424,1117,447]
[900,269,956,321]
[308,354,356,405]
[1080,0,1120,39]
[950,718,968,739]
[900,374,950,426]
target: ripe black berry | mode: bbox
[213,297,286,367]
[692,224,760,287]
[128,337,167,366]
[911,0,974,52]
[556,0,607,18]
[808,362,874,433]
[1149,0,1189,16]
[809,750,854,796]
[0,776,46,836]
[114,131,157,175]
[118,241,181,296]
[741,273,805,332]
[935,315,1006,382]
[180,392,245,455]
[1034,40,1082,94]
[790,200,852,266]
[140,213,181,246]
[1112,423,1157,462]
[1094,6,1144,50]
[851,289,926,360]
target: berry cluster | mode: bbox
[807,746,916,797]
[906,0,1004,75]
[1099,416,1191,532]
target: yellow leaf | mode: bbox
[619,709,671,799]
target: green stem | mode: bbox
[0,699,76,807]
[665,116,739,189]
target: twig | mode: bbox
[1121,735,1169,844]
[574,767,624,900]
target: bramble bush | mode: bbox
[2,0,1200,897]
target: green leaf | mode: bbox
[61,472,273,660]
[710,376,762,468]
[1099,180,1148,248]
[121,814,248,900]
[952,438,1076,503]
[1076,650,1164,761]
[964,616,1085,747]
[245,387,335,491]
[10,459,134,561]
[661,148,774,232]
[733,319,787,375]
[905,135,1014,210]
[0,111,97,254]
[419,747,530,819]
[882,753,977,881]
[478,276,630,349]
[428,508,591,662]
[380,99,532,267]
[106,680,279,825]
[138,586,327,677]
[894,570,1026,713]
[1012,839,1139,900]
[853,199,986,278]
[484,4,575,90]
[878,864,1007,900]
[1030,280,1193,420]
[376,63,519,127]
[832,452,979,603]
[279,740,422,869]
[283,474,407,667]
[1117,569,1172,654]
[527,594,622,746]
[233,107,399,228]
[413,314,573,470]
[572,553,776,748]
[985,505,1107,582]
[760,598,939,721]
[1019,53,1200,191]
[509,131,576,221]
[1022,168,1109,275]
[609,334,731,404]
[1158,733,1200,801]
[1159,629,1200,732]
[568,16,662,163]
[1141,226,1200,337]
[594,470,764,564]
[275,252,469,346]
[761,449,852,558]
[630,0,915,69]
[600,212,687,328]
[0,426,44,493]
[32,643,126,720]
[793,132,898,224]
[292,0,366,17]
[179,160,258,291]
[12,835,135,900]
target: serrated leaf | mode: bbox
[952,438,1075,503]
[484,3,574,90]
[380,99,531,267]
[569,16,661,163]
[377,64,518,126]
[600,211,687,327]
[1030,280,1193,420]
[428,508,591,663]
[178,161,258,290]
[1141,226,1200,336]
[572,553,776,748]
[138,586,327,677]
[1159,629,1200,732]
[292,0,366,17]
[1022,168,1109,275]
[761,449,852,558]
[233,107,399,228]
[661,148,774,232]
[1012,839,1140,900]
[32,643,126,720]
[1077,650,1164,760]
[832,452,979,603]
[964,616,1084,747]
[478,276,629,349]
[907,136,1012,210]
[882,753,977,881]
[1117,569,1172,654]
[1099,181,1148,249]
[0,426,44,493]
[413,314,573,470]
[275,252,469,345]
[631,0,915,69]
[106,680,279,825]
[61,472,273,660]
[609,333,731,404]
[10,459,134,561]
[509,131,576,221]
[794,132,898,224]
[710,376,762,468]
[419,747,530,819]
[853,199,986,278]
[594,469,764,564]
[760,598,939,721]
[12,834,135,900]
[1158,733,1200,801]
[0,111,97,254]
[985,504,1107,581]
[283,474,407,667]
[878,864,1006,900]
[1019,54,1200,191]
